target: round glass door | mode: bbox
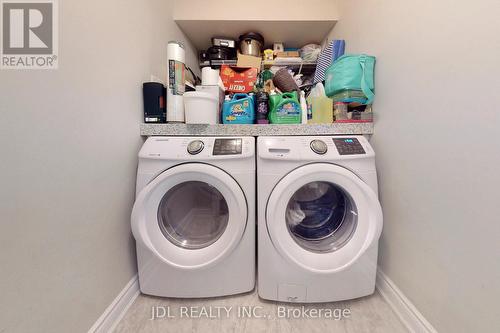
[158,181,229,249]
[132,163,248,269]
[265,163,382,273]
[286,181,357,253]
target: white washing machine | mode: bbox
[257,136,383,303]
[131,136,255,298]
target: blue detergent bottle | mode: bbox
[222,93,255,124]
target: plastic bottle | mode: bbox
[222,93,255,124]
[300,91,308,124]
[268,92,302,124]
[255,92,269,124]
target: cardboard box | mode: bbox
[276,51,300,58]
[237,53,262,70]
[220,65,258,93]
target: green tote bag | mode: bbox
[325,54,376,104]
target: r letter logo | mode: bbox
[1,0,58,69]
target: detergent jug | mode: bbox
[222,93,255,124]
[268,92,302,124]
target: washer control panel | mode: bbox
[310,139,328,155]
[187,140,205,155]
[213,138,242,155]
[333,138,366,155]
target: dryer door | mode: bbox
[132,163,247,270]
[266,163,382,273]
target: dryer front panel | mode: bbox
[266,163,383,274]
[157,180,229,250]
[285,181,358,253]
[132,163,248,270]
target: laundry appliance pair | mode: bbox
[131,136,383,302]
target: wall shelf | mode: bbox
[173,1,338,51]
[175,20,337,51]
[140,123,373,137]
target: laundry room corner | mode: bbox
[327,1,500,332]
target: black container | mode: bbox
[206,46,236,61]
[255,92,269,124]
[143,82,166,123]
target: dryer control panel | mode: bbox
[139,136,254,160]
[258,135,374,161]
[332,138,366,155]
[213,138,242,155]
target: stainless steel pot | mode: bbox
[239,32,264,57]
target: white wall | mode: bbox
[174,0,339,20]
[173,0,339,50]
[0,1,197,332]
[329,0,500,332]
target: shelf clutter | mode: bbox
[142,29,376,132]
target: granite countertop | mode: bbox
[140,123,374,136]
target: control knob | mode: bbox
[310,139,328,155]
[187,140,204,155]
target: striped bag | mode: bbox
[313,39,345,84]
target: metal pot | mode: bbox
[239,32,264,57]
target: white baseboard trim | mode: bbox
[376,269,437,333]
[88,274,140,333]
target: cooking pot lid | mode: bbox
[239,32,264,45]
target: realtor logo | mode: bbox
[1,0,58,69]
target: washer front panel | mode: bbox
[132,163,248,270]
[157,180,229,250]
[266,163,382,273]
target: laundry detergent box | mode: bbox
[220,65,258,93]
[222,93,255,124]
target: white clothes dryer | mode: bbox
[131,136,255,298]
[257,136,383,303]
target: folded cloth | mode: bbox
[313,39,345,84]
[286,202,306,226]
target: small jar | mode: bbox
[333,102,348,121]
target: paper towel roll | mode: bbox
[166,41,185,122]
[202,67,220,86]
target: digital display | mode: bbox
[213,138,242,155]
[333,138,366,155]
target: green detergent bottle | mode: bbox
[268,92,302,124]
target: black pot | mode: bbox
[206,46,236,60]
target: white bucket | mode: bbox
[184,91,219,124]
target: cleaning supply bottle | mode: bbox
[300,91,308,124]
[307,96,333,124]
[268,92,301,124]
[255,92,269,124]
[222,93,255,124]
[307,82,333,123]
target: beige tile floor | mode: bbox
[114,288,408,333]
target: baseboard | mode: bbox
[376,269,437,333]
[88,274,140,333]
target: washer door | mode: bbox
[132,163,247,270]
[266,163,382,274]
